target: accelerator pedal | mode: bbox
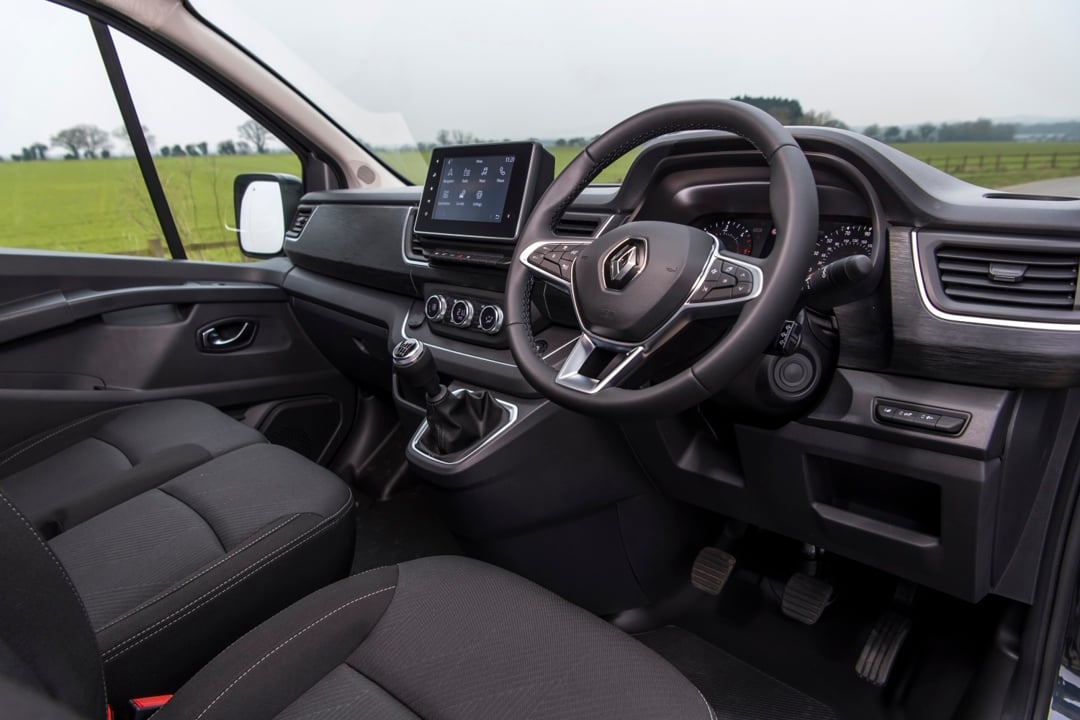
[856,611,912,687]
[691,547,736,595]
[781,572,834,625]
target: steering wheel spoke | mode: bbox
[519,238,591,290]
[555,334,646,394]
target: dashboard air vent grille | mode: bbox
[285,206,314,239]
[934,246,1079,310]
[554,213,613,237]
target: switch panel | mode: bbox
[874,399,970,435]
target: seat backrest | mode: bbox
[0,491,104,720]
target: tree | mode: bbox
[217,140,236,155]
[171,144,186,156]
[732,96,804,125]
[84,125,111,157]
[197,142,208,156]
[883,126,902,143]
[237,141,252,155]
[161,146,171,157]
[435,129,475,146]
[238,120,270,154]
[863,124,882,141]
[903,129,917,143]
[797,109,848,129]
[918,123,937,142]
[50,126,88,159]
[113,125,156,154]
[184,144,199,157]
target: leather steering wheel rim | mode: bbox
[506,100,819,417]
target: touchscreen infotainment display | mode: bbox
[431,155,516,224]
[414,142,554,242]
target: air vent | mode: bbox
[285,206,314,239]
[934,246,1078,310]
[554,212,614,237]
[403,207,427,264]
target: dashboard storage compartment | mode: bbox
[736,422,1000,602]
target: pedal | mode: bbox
[856,611,912,687]
[691,547,736,595]
[781,572,833,625]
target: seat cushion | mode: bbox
[157,556,714,720]
[45,443,356,704]
[0,400,266,537]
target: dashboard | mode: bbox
[695,215,874,275]
[279,127,1080,605]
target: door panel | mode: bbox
[0,251,355,457]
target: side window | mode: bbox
[0,2,157,256]
[113,33,302,262]
[0,1,302,262]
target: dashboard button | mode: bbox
[558,259,574,278]
[732,267,752,283]
[527,251,544,266]
[935,415,967,434]
[732,282,753,298]
[448,299,474,328]
[715,273,736,288]
[722,262,739,275]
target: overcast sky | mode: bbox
[3,0,1079,157]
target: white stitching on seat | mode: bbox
[0,404,134,470]
[191,585,396,720]
[96,514,302,632]
[0,493,109,709]
[102,494,353,661]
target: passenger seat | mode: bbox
[0,400,355,705]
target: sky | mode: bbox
[3,0,1079,157]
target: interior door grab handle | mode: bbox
[198,320,257,352]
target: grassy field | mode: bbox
[1,153,301,262]
[2,142,1078,260]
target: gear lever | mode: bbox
[392,339,508,457]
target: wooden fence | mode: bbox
[922,152,1080,175]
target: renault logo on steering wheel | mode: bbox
[604,238,647,290]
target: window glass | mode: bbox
[113,32,302,262]
[0,1,161,256]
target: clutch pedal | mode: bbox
[691,547,736,596]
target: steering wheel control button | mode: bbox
[448,299,475,328]
[732,282,754,298]
[477,305,504,334]
[424,294,448,323]
[874,399,970,435]
[704,287,733,301]
[527,250,545,266]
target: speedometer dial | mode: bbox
[702,218,754,256]
[812,224,873,273]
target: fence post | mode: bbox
[961,155,967,173]
[979,155,984,170]
[1051,153,1057,169]
[995,155,1002,171]
[147,237,164,258]
[1023,154,1029,170]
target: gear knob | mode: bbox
[392,339,443,399]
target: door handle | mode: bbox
[198,320,257,352]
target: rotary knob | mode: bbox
[424,294,448,322]
[448,299,474,327]
[477,305,504,334]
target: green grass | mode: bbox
[2,142,1078,260]
[0,153,301,262]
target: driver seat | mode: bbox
[0,488,714,720]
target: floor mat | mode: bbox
[351,488,460,574]
[637,626,838,720]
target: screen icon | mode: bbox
[475,190,484,200]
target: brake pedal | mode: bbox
[781,572,834,625]
[691,547,736,595]
[856,611,912,687]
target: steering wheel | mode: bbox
[505,100,819,417]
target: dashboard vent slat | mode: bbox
[934,245,1078,311]
[285,206,314,239]
[554,213,614,237]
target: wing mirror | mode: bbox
[234,173,302,258]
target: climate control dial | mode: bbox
[448,299,475,327]
[424,294,448,322]
[477,305,504,334]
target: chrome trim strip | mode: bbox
[400,206,429,267]
[910,229,1080,332]
[407,390,519,466]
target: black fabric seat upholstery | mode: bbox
[0,489,714,720]
[0,401,355,704]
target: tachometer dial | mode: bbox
[702,218,754,256]
[812,224,873,273]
